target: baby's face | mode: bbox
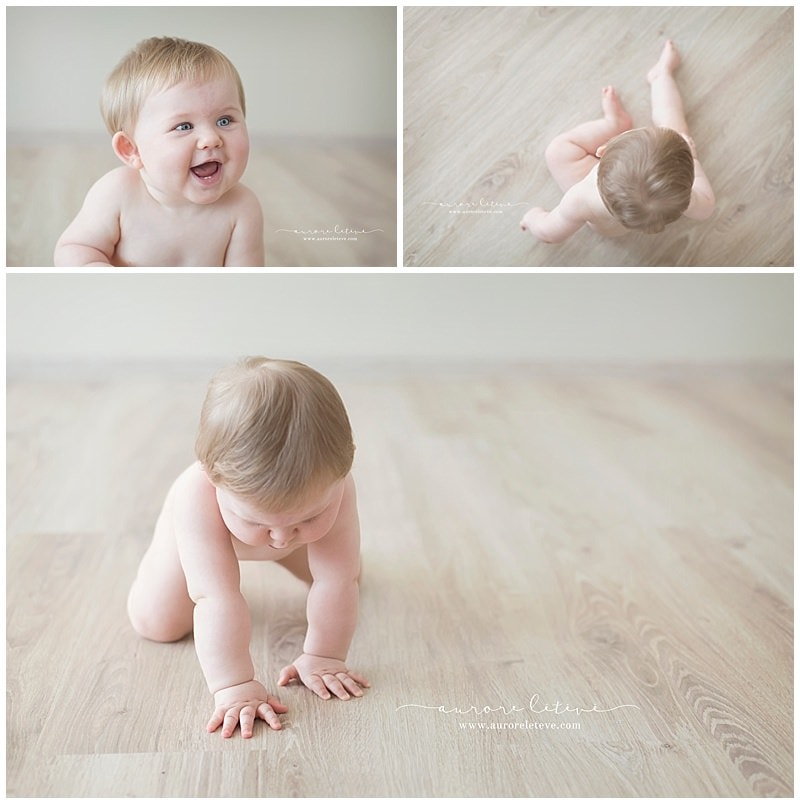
[216,479,346,551]
[130,77,249,207]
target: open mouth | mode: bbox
[190,161,221,181]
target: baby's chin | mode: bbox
[184,181,236,205]
[186,166,245,204]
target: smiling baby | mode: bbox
[54,37,264,267]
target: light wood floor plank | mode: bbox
[6,365,792,796]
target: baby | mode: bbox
[54,37,264,267]
[521,40,715,243]
[127,357,368,739]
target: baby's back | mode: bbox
[575,165,629,238]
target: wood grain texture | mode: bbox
[6,138,396,267]
[6,364,792,796]
[403,6,793,267]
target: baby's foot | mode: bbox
[601,85,632,131]
[647,39,681,83]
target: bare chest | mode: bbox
[113,203,234,267]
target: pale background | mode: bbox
[6,5,396,141]
[6,273,792,370]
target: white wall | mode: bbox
[5,273,793,370]
[6,6,396,140]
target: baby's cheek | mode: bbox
[305,523,332,544]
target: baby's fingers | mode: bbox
[345,670,371,689]
[277,664,300,687]
[318,672,370,701]
[206,705,242,737]
[265,694,290,715]
[257,701,284,731]
[304,673,334,700]
[239,705,257,738]
[207,707,225,734]
[207,700,286,738]
[337,673,368,698]
[321,673,352,700]
[221,708,243,738]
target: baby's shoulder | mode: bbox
[574,165,626,230]
[173,461,215,499]
[83,166,138,208]
[170,462,227,526]
[93,165,138,192]
[219,181,262,218]
[572,165,603,204]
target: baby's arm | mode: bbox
[224,185,265,267]
[681,135,715,221]
[277,475,370,700]
[53,170,123,266]
[174,467,287,738]
[520,184,589,244]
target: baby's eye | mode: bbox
[174,122,193,132]
[217,116,232,127]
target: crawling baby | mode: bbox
[521,40,715,243]
[54,37,264,267]
[127,357,368,738]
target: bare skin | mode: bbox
[127,462,369,739]
[54,78,264,267]
[521,40,715,244]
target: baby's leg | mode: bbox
[647,39,689,136]
[127,504,194,643]
[545,86,633,192]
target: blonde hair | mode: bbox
[100,36,246,135]
[196,357,355,510]
[597,127,694,234]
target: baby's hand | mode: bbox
[278,653,370,701]
[520,206,547,233]
[207,679,288,738]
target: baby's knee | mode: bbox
[127,595,192,643]
[129,613,191,643]
[545,136,569,171]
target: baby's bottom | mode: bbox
[127,506,312,643]
[544,86,633,192]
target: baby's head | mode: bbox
[195,357,355,513]
[101,36,245,137]
[597,127,694,234]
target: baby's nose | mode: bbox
[270,528,297,546]
[197,127,223,148]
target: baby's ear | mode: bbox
[595,144,608,158]
[112,131,143,169]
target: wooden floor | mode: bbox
[403,6,793,267]
[6,363,793,797]
[6,138,396,268]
